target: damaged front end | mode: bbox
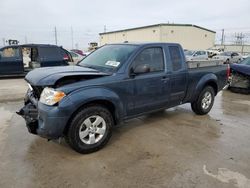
[229,71,250,94]
[17,85,43,135]
[17,66,111,139]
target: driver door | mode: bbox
[128,47,170,116]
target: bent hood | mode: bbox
[25,65,110,86]
[230,64,250,76]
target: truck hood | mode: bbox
[230,64,250,76]
[25,65,110,86]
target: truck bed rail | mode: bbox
[187,60,224,68]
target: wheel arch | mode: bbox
[63,98,121,135]
[192,74,218,101]
[204,81,218,95]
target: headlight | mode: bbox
[39,87,66,106]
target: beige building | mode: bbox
[99,23,216,50]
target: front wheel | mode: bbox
[191,86,215,115]
[65,105,113,154]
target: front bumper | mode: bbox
[18,89,70,139]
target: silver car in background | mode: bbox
[213,52,243,64]
[184,50,209,61]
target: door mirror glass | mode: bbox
[133,64,150,74]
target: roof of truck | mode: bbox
[104,42,181,46]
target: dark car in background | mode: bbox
[0,44,72,76]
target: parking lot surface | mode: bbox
[0,78,250,188]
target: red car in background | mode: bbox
[71,49,85,56]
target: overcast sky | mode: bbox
[0,0,250,49]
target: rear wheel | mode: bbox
[191,86,215,115]
[65,105,113,154]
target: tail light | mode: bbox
[63,55,69,61]
[226,64,230,80]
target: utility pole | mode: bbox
[71,26,74,49]
[234,32,245,45]
[25,36,28,44]
[221,29,224,45]
[2,38,5,46]
[104,25,107,33]
[54,26,58,45]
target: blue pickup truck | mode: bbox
[18,43,229,153]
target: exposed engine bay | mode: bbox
[229,71,250,94]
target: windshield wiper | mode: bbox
[79,64,97,70]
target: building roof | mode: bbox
[100,23,216,35]
[0,43,61,49]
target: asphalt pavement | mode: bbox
[0,78,250,188]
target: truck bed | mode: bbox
[184,61,228,103]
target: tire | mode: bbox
[191,86,215,115]
[65,105,113,154]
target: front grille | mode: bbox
[31,86,43,99]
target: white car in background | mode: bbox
[184,50,209,61]
[213,52,243,64]
[69,51,85,64]
[242,54,250,59]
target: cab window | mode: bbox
[132,47,164,73]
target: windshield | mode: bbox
[240,57,250,65]
[184,50,194,56]
[78,44,138,72]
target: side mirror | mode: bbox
[131,64,150,76]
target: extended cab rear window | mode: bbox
[169,46,182,71]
